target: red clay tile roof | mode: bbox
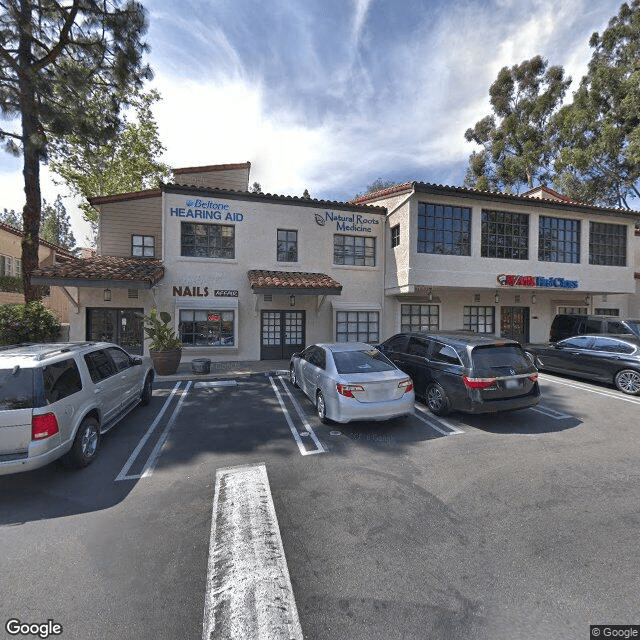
[31,256,164,288]
[248,270,342,294]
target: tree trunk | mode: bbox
[18,1,43,304]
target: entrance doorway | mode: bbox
[260,310,305,360]
[86,308,144,354]
[500,306,530,344]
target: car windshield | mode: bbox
[0,367,35,410]
[471,345,531,376]
[332,349,396,374]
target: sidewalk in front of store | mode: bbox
[154,357,291,382]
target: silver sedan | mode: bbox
[289,342,415,424]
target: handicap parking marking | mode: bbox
[268,376,325,456]
[413,403,465,435]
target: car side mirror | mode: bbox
[131,356,143,365]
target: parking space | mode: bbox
[2,369,640,640]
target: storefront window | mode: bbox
[589,222,626,266]
[400,304,439,332]
[336,311,379,343]
[463,306,495,333]
[179,310,235,346]
[333,235,376,266]
[181,222,235,259]
[417,203,471,255]
[538,217,580,263]
[481,210,529,260]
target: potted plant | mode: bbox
[139,308,183,375]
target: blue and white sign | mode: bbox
[170,199,244,221]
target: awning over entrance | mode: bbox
[247,270,342,296]
[31,255,165,289]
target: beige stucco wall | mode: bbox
[158,192,386,360]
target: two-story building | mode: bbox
[0,221,73,323]
[31,162,640,359]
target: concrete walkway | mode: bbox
[154,357,290,382]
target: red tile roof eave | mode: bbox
[247,270,343,293]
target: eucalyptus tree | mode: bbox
[0,0,151,301]
[551,0,640,208]
[464,56,571,193]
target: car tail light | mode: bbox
[462,376,496,389]
[528,373,539,382]
[398,379,413,393]
[32,413,59,440]
[336,383,365,397]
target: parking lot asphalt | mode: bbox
[1,366,640,640]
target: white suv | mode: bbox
[0,342,154,475]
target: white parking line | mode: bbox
[268,376,324,456]
[413,404,464,435]
[530,404,573,420]
[539,373,640,405]
[202,463,304,640]
[277,376,325,453]
[115,381,183,482]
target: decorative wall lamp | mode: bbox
[585,294,591,305]
[494,291,500,304]
[531,293,537,304]
[103,288,111,302]
[427,288,433,302]
[289,294,296,307]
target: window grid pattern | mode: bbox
[333,235,375,266]
[277,229,298,262]
[538,216,580,263]
[463,306,495,333]
[391,225,400,248]
[589,222,626,266]
[557,307,588,315]
[594,308,620,316]
[181,223,235,259]
[132,235,155,257]
[179,309,234,346]
[400,304,440,332]
[336,311,379,343]
[417,202,471,255]
[481,210,529,260]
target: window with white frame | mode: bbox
[132,235,155,257]
[463,306,495,333]
[0,254,14,276]
[400,304,439,332]
[336,311,379,343]
[557,306,588,315]
[594,308,620,316]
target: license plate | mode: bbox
[504,379,521,389]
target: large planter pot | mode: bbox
[149,349,182,376]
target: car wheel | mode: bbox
[425,383,451,416]
[316,391,330,424]
[140,373,153,406]
[290,365,298,388]
[62,417,100,469]
[614,369,640,395]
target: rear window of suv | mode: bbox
[0,367,36,410]
[471,345,532,376]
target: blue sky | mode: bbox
[0,0,626,244]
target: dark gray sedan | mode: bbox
[525,334,640,395]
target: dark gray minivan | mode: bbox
[549,314,640,342]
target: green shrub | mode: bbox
[0,301,61,345]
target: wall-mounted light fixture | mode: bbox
[103,288,111,302]
[531,293,537,304]
[585,294,591,305]
[494,291,500,304]
[289,294,296,307]
[427,288,433,302]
